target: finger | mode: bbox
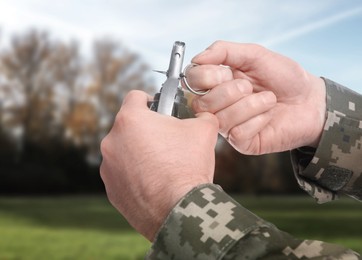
[195,112,219,130]
[192,41,267,69]
[228,111,274,155]
[216,91,276,137]
[183,64,233,91]
[121,90,150,110]
[192,79,253,114]
[194,112,219,147]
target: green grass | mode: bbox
[0,196,150,260]
[0,195,360,259]
[236,195,362,253]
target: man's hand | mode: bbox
[186,41,326,155]
[100,90,219,241]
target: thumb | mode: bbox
[195,112,219,133]
[192,41,265,69]
[121,90,150,111]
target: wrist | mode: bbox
[306,75,327,148]
[146,180,212,241]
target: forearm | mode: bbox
[147,184,359,259]
[291,78,362,203]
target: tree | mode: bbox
[214,137,300,194]
[64,39,153,163]
[1,30,53,146]
[0,29,154,193]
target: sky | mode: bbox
[0,0,361,92]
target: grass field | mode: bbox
[0,195,360,259]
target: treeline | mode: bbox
[214,138,300,194]
[0,29,301,195]
[0,29,153,194]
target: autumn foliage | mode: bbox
[0,30,153,193]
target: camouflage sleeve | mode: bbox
[291,78,362,203]
[146,184,360,259]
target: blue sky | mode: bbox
[0,0,361,92]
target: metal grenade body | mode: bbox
[148,88,193,119]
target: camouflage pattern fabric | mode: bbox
[147,184,360,259]
[291,78,362,203]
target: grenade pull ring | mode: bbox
[181,63,210,96]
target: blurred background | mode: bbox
[0,1,361,259]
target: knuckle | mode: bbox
[115,107,137,129]
[216,111,229,135]
[209,40,226,50]
[126,89,142,99]
[246,96,259,110]
[247,43,267,55]
[229,126,243,143]
[220,79,252,102]
[220,85,235,100]
[220,66,233,79]
[196,65,232,88]
[188,65,214,89]
[246,92,276,111]
[227,122,265,156]
[100,135,111,157]
[114,110,126,128]
[260,91,277,106]
[204,67,221,86]
[123,90,135,105]
[122,90,144,107]
[236,79,253,94]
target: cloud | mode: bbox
[261,6,362,47]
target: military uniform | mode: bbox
[292,78,362,203]
[147,79,361,259]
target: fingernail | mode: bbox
[264,91,277,106]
